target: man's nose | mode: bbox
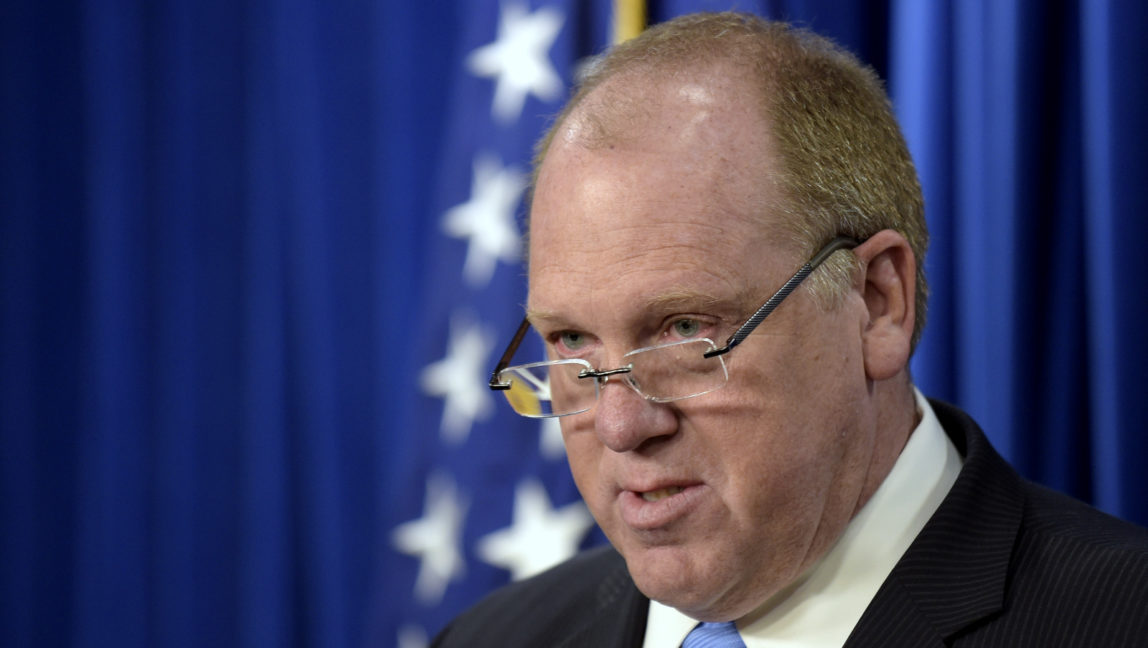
[592,377,677,453]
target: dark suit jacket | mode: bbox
[433,400,1148,647]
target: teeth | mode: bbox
[641,486,683,502]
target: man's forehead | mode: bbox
[529,134,773,257]
[555,62,764,154]
[532,66,775,219]
[558,77,723,150]
[526,215,776,313]
[526,281,751,328]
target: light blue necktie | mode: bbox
[681,622,746,648]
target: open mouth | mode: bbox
[621,483,705,530]
[641,486,684,502]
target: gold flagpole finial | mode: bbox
[613,0,646,44]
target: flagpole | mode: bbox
[613,0,646,44]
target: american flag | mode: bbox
[378,2,637,646]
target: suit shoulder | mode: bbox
[1020,480,1148,554]
[433,546,641,648]
[1000,481,1148,632]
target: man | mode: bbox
[435,12,1148,647]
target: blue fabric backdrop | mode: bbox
[2,1,1146,647]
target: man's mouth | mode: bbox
[641,486,684,502]
[621,483,705,530]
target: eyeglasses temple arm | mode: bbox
[489,317,533,390]
[704,236,861,358]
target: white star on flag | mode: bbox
[392,473,470,605]
[466,1,565,124]
[420,315,496,444]
[475,478,595,581]
[442,153,526,288]
[396,625,427,648]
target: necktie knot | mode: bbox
[682,621,745,648]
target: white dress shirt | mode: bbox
[643,389,963,648]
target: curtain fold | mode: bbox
[1080,0,1148,521]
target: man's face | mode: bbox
[527,71,883,621]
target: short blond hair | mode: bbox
[533,12,929,349]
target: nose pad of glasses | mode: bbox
[619,373,644,396]
[597,371,643,398]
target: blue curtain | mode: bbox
[1,1,1145,647]
[893,0,1148,519]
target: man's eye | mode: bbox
[671,319,702,338]
[559,332,587,350]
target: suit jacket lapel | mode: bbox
[845,400,1023,646]
[556,550,649,648]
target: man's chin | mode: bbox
[623,546,739,621]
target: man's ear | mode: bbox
[853,230,915,381]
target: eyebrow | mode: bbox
[525,287,735,327]
[524,307,560,326]
[642,288,726,312]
